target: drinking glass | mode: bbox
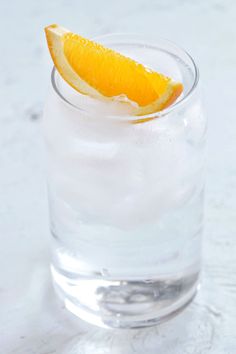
[43,34,206,328]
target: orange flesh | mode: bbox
[63,33,170,106]
[45,24,183,114]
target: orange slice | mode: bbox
[45,24,183,115]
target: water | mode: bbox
[50,189,203,279]
[44,35,206,328]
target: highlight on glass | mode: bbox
[43,25,206,328]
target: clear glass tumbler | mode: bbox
[43,34,206,328]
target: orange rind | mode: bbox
[45,24,183,115]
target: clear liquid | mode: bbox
[44,37,206,327]
[51,189,203,280]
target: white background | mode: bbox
[0,0,236,352]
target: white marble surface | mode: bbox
[1,0,236,352]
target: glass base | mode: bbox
[51,265,199,329]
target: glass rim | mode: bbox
[50,34,199,122]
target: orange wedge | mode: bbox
[45,24,183,115]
